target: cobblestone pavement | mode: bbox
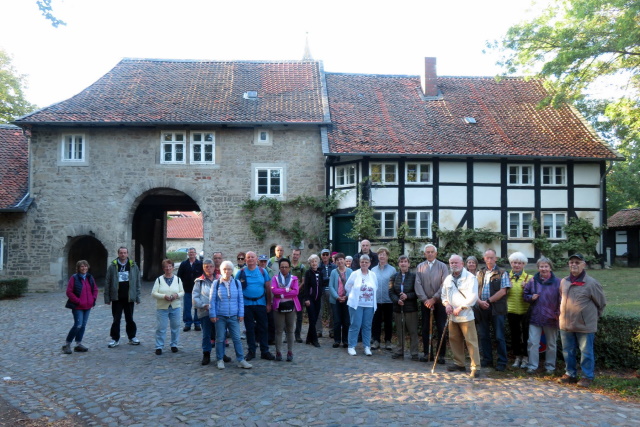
[1,283,639,426]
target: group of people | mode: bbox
[61,242,607,386]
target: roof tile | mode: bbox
[0,125,29,210]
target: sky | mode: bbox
[1,0,549,108]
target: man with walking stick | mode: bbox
[440,254,480,378]
[389,255,420,360]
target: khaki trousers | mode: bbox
[448,319,480,369]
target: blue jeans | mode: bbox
[215,316,244,362]
[560,331,595,379]
[348,306,374,349]
[66,309,91,343]
[155,306,181,349]
[477,309,507,367]
[201,316,212,353]
[182,293,200,327]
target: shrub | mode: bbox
[596,313,640,369]
[0,278,28,299]
[166,251,187,263]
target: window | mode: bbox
[509,212,533,238]
[508,165,533,185]
[256,167,283,197]
[542,212,566,239]
[370,163,397,184]
[254,129,272,145]
[161,132,186,164]
[61,134,85,162]
[373,211,397,237]
[406,211,432,237]
[336,165,356,187]
[0,237,3,270]
[542,166,566,186]
[406,163,432,184]
[190,132,215,164]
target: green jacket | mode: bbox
[105,258,141,304]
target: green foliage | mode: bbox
[0,278,28,299]
[166,251,187,263]
[345,198,378,242]
[533,217,604,265]
[432,222,504,262]
[242,193,343,248]
[36,0,66,27]
[596,313,640,369]
[0,49,37,123]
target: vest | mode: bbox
[477,267,508,315]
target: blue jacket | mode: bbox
[209,278,244,318]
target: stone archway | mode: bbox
[131,188,201,280]
[66,235,108,286]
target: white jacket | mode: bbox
[344,269,378,311]
[441,268,478,323]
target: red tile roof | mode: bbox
[167,216,203,239]
[0,125,31,211]
[325,73,621,160]
[17,59,330,125]
[607,208,640,228]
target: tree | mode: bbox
[37,0,66,27]
[0,49,36,124]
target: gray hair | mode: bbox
[220,260,234,270]
[508,251,528,263]
[536,256,554,270]
[449,254,463,263]
[188,247,197,252]
[360,254,371,262]
[308,254,320,264]
[203,259,214,266]
[345,256,353,261]
[466,255,478,265]
[424,244,438,252]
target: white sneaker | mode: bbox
[217,360,225,370]
[520,357,529,369]
[512,356,522,368]
[347,347,357,356]
[128,337,140,345]
[108,340,119,348]
[237,360,252,369]
[364,347,372,356]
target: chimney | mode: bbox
[423,57,438,97]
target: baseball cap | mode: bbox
[320,249,330,254]
[568,253,585,261]
[258,254,268,261]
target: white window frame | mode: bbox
[370,163,397,184]
[373,211,397,238]
[509,211,534,238]
[406,162,432,184]
[190,131,215,165]
[542,212,566,239]
[252,163,286,199]
[335,165,356,187]
[0,236,3,270]
[406,210,432,237]
[161,131,186,164]
[254,129,272,146]
[542,165,566,186]
[508,164,533,186]
[60,134,86,163]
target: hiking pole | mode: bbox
[427,308,434,361]
[400,303,405,358]
[431,315,450,374]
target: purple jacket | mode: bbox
[523,272,561,328]
[271,274,301,312]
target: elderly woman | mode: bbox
[507,251,532,368]
[271,258,301,361]
[329,253,352,348]
[345,256,353,269]
[371,247,396,350]
[523,257,561,374]
[151,259,185,355]
[345,254,378,356]
[465,256,479,276]
[303,254,323,347]
[62,260,99,354]
[388,255,420,360]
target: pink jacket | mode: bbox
[270,275,301,312]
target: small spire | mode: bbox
[302,32,313,61]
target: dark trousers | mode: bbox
[295,294,305,339]
[244,305,269,355]
[477,308,508,367]
[110,300,137,341]
[421,302,446,357]
[507,312,529,357]
[372,302,394,343]
[306,298,322,344]
[332,300,350,344]
[267,310,275,343]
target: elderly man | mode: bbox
[105,247,141,348]
[268,245,285,270]
[351,239,379,270]
[177,248,204,332]
[558,253,606,388]
[476,249,511,371]
[442,254,480,378]
[414,244,449,363]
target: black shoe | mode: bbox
[268,340,276,346]
[392,353,404,359]
[495,364,506,372]
[419,354,430,362]
[295,337,303,343]
[559,374,578,384]
[329,331,334,338]
[411,354,420,361]
[447,364,466,372]
[317,333,323,338]
[342,343,348,348]
[245,352,256,361]
[171,347,179,353]
[481,362,493,368]
[312,342,321,348]
[183,326,191,332]
[155,349,162,355]
[194,325,202,332]
[223,355,231,363]
[437,358,445,365]
[261,352,275,360]
[74,344,89,352]
[470,369,480,378]
[333,342,340,348]
[202,352,210,366]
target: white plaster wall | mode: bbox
[336,188,357,209]
[474,186,501,207]
[506,243,535,259]
[473,163,501,183]
[474,210,501,231]
[574,188,601,209]
[438,209,466,230]
[507,189,535,208]
[440,185,468,207]
[574,163,601,185]
[540,189,568,209]
[371,187,398,207]
[405,187,433,207]
[439,162,467,183]
[576,211,600,226]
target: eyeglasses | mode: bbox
[280,265,290,269]
[321,253,329,256]
[237,257,245,261]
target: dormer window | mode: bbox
[463,117,477,124]
[243,91,258,99]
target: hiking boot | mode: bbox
[183,325,191,332]
[155,349,162,355]
[171,347,178,353]
[61,343,72,354]
[194,325,202,331]
[559,374,578,384]
[223,355,231,363]
[447,364,466,372]
[74,344,88,352]
[201,352,211,366]
[577,378,593,388]
[245,352,255,361]
[261,352,275,360]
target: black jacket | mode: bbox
[389,271,419,313]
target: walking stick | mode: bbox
[427,308,434,361]
[400,304,405,358]
[431,315,450,374]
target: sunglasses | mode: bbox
[322,253,330,256]
[237,257,245,261]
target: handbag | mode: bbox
[277,300,295,313]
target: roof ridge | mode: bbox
[121,57,322,64]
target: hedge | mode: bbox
[0,278,28,299]
[596,313,640,370]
